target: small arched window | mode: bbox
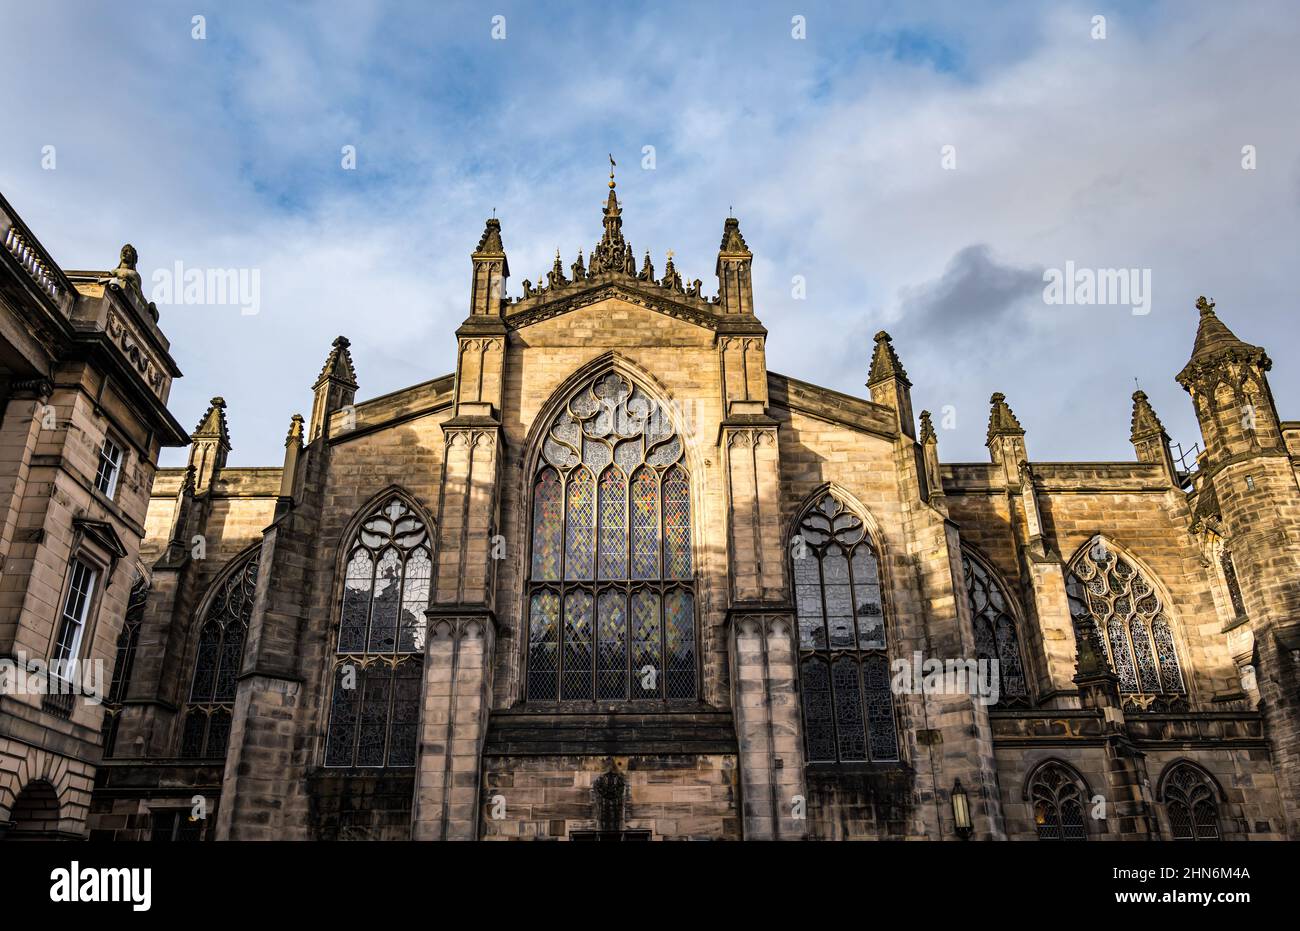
[1163,763,1220,840]
[1029,763,1088,841]
[324,495,431,768]
[1066,537,1186,710]
[525,371,697,703]
[790,492,897,763]
[961,551,1030,707]
[180,549,259,759]
[101,572,148,758]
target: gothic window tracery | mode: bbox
[1162,763,1221,840]
[1066,538,1186,711]
[526,371,697,702]
[1029,763,1088,840]
[961,551,1030,707]
[324,496,431,767]
[180,549,259,759]
[790,493,897,763]
[101,572,148,757]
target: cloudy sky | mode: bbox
[2,1,1296,467]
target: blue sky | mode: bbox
[2,0,1297,467]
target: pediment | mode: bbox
[503,274,722,332]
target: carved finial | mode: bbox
[867,331,911,387]
[192,396,231,446]
[639,250,655,282]
[316,336,358,388]
[286,413,305,447]
[1196,295,1215,316]
[1129,389,1166,442]
[475,217,505,254]
[719,216,749,253]
[919,410,936,443]
[179,463,196,494]
[986,392,1025,443]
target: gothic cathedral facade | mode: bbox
[3,178,1299,841]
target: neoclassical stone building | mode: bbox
[7,174,1298,842]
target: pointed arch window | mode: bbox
[790,493,897,763]
[325,495,431,767]
[1066,538,1186,711]
[101,572,149,758]
[180,549,259,759]
[526,371,697,702]
[961,551,1030,707]
[1162,763,1220,840]
[1029,763,1088,841]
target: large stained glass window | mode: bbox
[961,551,1030,707]
[1162,763,1220,840]
[526,371,696,702]
[180,549,259,759]
[790,493,897,763]
[325,495,431,767]
[1066,537,1186,711]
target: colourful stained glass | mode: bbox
[526,371,697,702]
[631,468,659,579]
[664,588,696,699]
[565,468,595,580]
[561,590,594,699]
[663,466,692,580]
[597,590,628,700]
[631,589,661,698]
[531,469,563,581]
[598,468,627,579]
[527,590,560,699]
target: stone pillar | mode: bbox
[410,614,494,840]
[729,612,807,839]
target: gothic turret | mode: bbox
[716,216,753,316]
[867,331,914,439]
[986,391,1026,481]
[187,396,230,491]
[469,217,509,317]
[1176,295,1281,464]
[1129,389,1178,485]
[309,336,358,442]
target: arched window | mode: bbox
[961,551,1029,707]
[1066,537,1186,711]
[180,549,259,759]
[324,495,430,767]
[526,370,696,702]
[790,492,897,763]
[100,571,148,757]
[1028,762,1088,841]
[1162,763,1220,840]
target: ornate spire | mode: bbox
[719,216,749,254]
[192,396,230,446]
[315,336,358,389]
[588,154,627,275]
[867,331,911,387]
[638,250,655,282]
[285,413,305,448]
[474,217,505,255]
[1129,390,1166,441]
[986,392,1024,443]
[1177,295,1270,386]
[918,410,937,443]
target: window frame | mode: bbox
[788,490,899,766]
[51,555,102,685]
[521,370,701,706]
[94,434,125,499]
[959,547,1033,708]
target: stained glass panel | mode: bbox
[961,553,1029,705]
[526,371,696,703]
[800,656,835,763]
